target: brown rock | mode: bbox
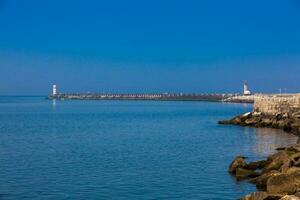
[292,122,300,133]
[292,171,300,187]
[245,118,259,126]
[245,160,267,170]
[287,145,300,153]
[290,153,300,167]
[261,118,273,126]
[242,192,269,200]
[229,156,247,173]
[249,170,281,189]
[286,167,300,175]
[280,195,300,200]
[267,174,297,195]
[236,168,260,180]
[280,160,292,173]
[242,193,283,200]
[265,151,290,172]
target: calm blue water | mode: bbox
[0,97,297,200]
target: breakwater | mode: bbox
[254,94,300,115]
[49,93,234,102]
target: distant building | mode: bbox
[52,84,57,96]
[243,81,251,96]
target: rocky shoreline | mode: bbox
[229,141,300,200]
[219,111,300,136]
[220,111,300,199]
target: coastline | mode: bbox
[220,109,300,199]
[219,111,300,136]
[228,140,300,200]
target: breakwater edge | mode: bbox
[48,92,255,103]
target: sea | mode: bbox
[0,96,297,200]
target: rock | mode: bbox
[242,192,269,200]
[249,170,281,189]
[267,174,297,195]
[219,110,300,134]
[280,195,300,200]
[286,167,300,187]
[232,117,243,125]
[264,151,290,172]
[218,119,230,124]
[245,160,267,170]
[292,113,300,119]
[280,160,292,173]
[297,138,300,144]
[290,153,300,167]
[286,167,300,175]
[229,156,247,173]
[236,168,260,180]
[242,192,283,200]
[260,118,273,127]
[287,145,300,153]
[276,113,283,120]
[245,118,259,126]
[253,112,262,117]
[276,119,292,132]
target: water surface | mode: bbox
[0,97,297,199]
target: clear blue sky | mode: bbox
[0,0,300,95]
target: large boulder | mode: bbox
[264,151,290,172]
[245,160,267,171]
[292,122,300,133]
[242,192,269,200]
[290,169,300,187]
[280,160,292,173]
[292,112,300,119]
[277,119,293,132]
[287,145,300,153]
[286,167,300,175]
[252,112,262,117]
[289,153,300,167]
[236,168,260,180]
[259,118,273,127]
[280,195,300,200]
[242,192,283,200]
[249,170,281,189]
[229,156,247,173]
[267,174,297,195]
[245,118,259,126]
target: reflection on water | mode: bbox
[251,128,298,157]
[52,99,56,111]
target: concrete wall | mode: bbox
[253,94,300,115]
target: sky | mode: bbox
[0,0,300,95]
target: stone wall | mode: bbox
[253,94,300,115]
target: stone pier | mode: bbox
[254,94,300,115]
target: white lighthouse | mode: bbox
[52,84,57,96]
[243,81,251,96]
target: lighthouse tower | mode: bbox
[243,81,251,96]
[52,84,57,96]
